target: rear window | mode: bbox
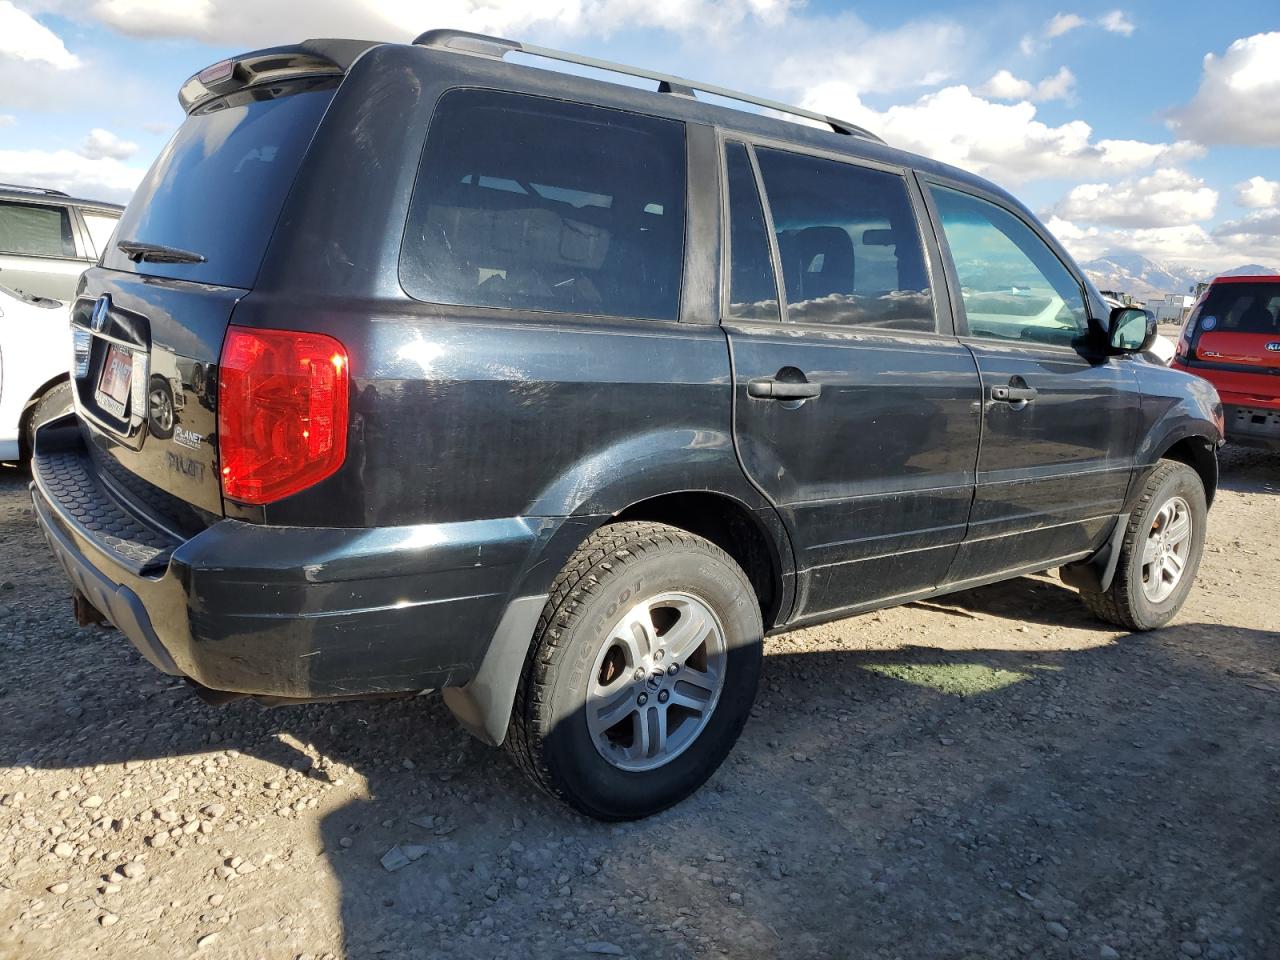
[0,201,76,258]
[400,89,687,322]
[103,79,336,289]
[1196,282,1280,335]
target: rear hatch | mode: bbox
[1182,278,1280,404]
[72,51,353,531]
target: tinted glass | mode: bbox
[401,89,686,321]
[754,147,933,331]
[104,79,336,288]
[0,202,75,258]
[1196,282,1280,335]
[82,212,120,259]
[724,141,779,322]
[932,186,1087,347]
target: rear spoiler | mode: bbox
[178,39,379,114]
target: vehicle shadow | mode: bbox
[3,567,1277,957]
[1216,444,1279,496]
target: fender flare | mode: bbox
[442,429,793,746]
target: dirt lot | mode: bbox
[1,448,1277,960]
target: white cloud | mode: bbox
[0,148,143,202]
[1168,32,1280,146]
[979,66,1075,103]
[1045,13,1086,39]
[0,114,14,127]
[801,83,1203,185]
[769,17,966,96]
[1048,215,1280,274]
[1235,176,1280,209]
[1053,169,1217,228]
[1099,10,1135,36]
[79,127,140,161]
[54,0,795,45]
[0,0,81,69]
[1213,208,1280,241]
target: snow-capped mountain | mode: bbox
[1081,254,1200,300]
[1082,254,1280,301]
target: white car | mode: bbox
[0,282,73,461]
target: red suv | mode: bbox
[1173,275,1280,449]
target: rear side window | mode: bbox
[1195,282,1280,334]
[753,147,934,332]
[104,79,336,288]
[400,89,687,321]
[81,212,120,259]
[724,141,779,322]
[931,185,1087,347]
[0,202,76,258]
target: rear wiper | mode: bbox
[116,240,206,264]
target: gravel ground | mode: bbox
[1,448,1277,960]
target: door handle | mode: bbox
[990,384,1038,403]
[747,378,822,400]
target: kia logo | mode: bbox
[91,295,111,332]
[1267,342,1280,353]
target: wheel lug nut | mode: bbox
[657,690,669,703]
[637,692,648,706]
[667,663,679,675]
[633,668,645,681]
[654,649,665,663]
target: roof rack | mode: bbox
[412,29,885,145]
[0,183,71,197]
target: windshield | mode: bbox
[1196,282,1280,335]
[103,79,336,289]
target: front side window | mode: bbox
[931,185,1088,347]
[0,202,76,258]
[400,89,687,321]
[754,147,934,332]
[724,141,779,322]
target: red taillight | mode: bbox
[217,326,349,506]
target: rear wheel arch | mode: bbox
[18,374,72,460]
[611,490,791,630]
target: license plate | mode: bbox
[96,344,133,418]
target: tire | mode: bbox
[21,379,73,461]
[506,521,763,820]
[1080,460,1207,631]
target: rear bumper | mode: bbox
[1224,404,1280,450]
[30,418,554,699]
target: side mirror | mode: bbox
[1107,306,1157,353]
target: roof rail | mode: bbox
[0,182,71,197]
[412,29,885,145]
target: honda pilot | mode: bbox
[30,30,1223,820]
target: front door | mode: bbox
[922,180,1142,584]
[721,139,982,622]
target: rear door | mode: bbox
[921,178,1141,583]
[722,138,981,621]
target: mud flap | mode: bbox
[1059,513,1129,594]
[441,594,548,747]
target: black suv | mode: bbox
[31,31,1223,820]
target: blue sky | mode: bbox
[1,1,1278,272]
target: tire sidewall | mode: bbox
[540,544,762,820]
[1122,464,1208,628]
